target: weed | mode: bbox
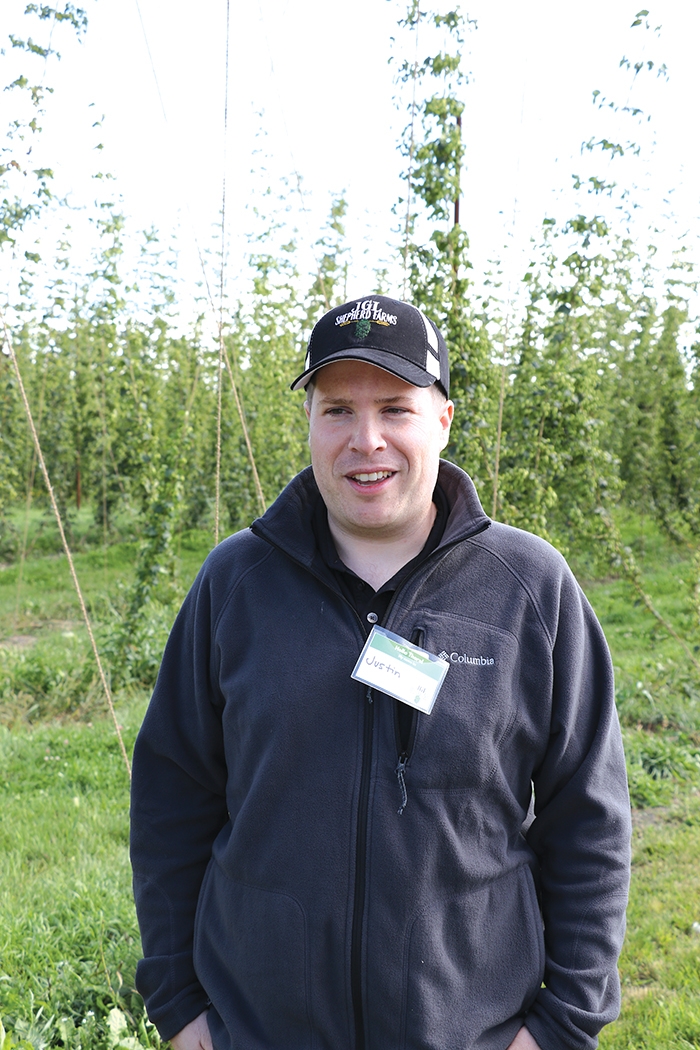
[623,728,700,808]
[0,639,103,725]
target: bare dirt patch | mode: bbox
[0,634,38,650]
[631,806,673,831]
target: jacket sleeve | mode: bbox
[524,568,631,1050]
[130,564,229,1041]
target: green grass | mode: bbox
[600,793,700,1049]
[1,505,212,636]
[1,502,699,1048]
[580,507,700,732]
[581,509,700,1046]
[0,508,213,725]
[580,510,700,813]
[0,705,154,1050]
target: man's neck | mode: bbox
[328,503,437,590]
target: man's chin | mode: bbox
[341,511,408,540]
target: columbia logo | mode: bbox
[438,650,496,666]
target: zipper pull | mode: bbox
[366,686,373,705]
[395,753,409,815]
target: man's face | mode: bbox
[305,360,453,542]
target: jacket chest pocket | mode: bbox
[394,612,527,791]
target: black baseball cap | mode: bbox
[290,295,450,396]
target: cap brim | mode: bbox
[290,348,435,392]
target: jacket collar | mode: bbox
[250,460,491,568]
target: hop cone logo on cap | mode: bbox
[355,319,371,339]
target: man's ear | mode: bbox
[439,399,454,450]
[304,400,311,423]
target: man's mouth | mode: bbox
[348,471,395,484]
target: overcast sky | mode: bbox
[2,0,699,315]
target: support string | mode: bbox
[1,309,132,779]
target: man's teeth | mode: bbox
[352,471,392,483]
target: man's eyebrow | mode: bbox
[317,394,414,406]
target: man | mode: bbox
[130,295,631,1050]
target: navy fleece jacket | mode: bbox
[130,461,631,1050]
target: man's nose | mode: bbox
[349,413,387,454]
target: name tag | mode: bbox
[351,625,449,714]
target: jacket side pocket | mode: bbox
[194,861,313,1050]
[401,865,544,1050]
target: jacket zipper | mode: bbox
[394,627,424,815]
